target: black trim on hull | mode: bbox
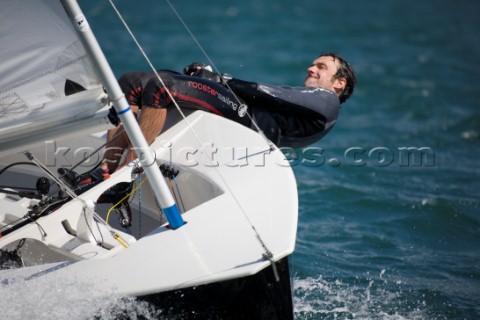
[138,257,293,320]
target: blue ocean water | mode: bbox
[82,1,480,319]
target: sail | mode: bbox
[0,0,110,155]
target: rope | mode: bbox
[105,177,147,224]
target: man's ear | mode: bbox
[333,78,346,95]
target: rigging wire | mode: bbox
[143,175,166,223]
[163,0,267,137]
[172,177,186,213]
[165,2,278,270]
[107,0,189,123]
[107,0,279,272]
[136,173,143,236]
[107,0,270,147]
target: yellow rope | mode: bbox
[106,177,147,225]
[112,232,129,248]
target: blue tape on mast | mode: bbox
[164,204,185,229]
[118,106,131,115]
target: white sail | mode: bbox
[0,0,111,155]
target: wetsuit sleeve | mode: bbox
[141,70,180,108]
[227,78,340,148]
[118,71,149,107]
[140,70,252,126]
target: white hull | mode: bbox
[0,111,298,317]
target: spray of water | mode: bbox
[292,270,429,320]
[0,271,161,320]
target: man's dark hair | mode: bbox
[320,53,356,104]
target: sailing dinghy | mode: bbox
[0,0,298,318]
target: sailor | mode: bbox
[96,53,356,176]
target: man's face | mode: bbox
[304,56,342,93]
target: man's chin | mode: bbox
[304,78,317,87]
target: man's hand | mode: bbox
[183,62,232,88]
[183,62,212,75]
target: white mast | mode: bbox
[60,0,184,229]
